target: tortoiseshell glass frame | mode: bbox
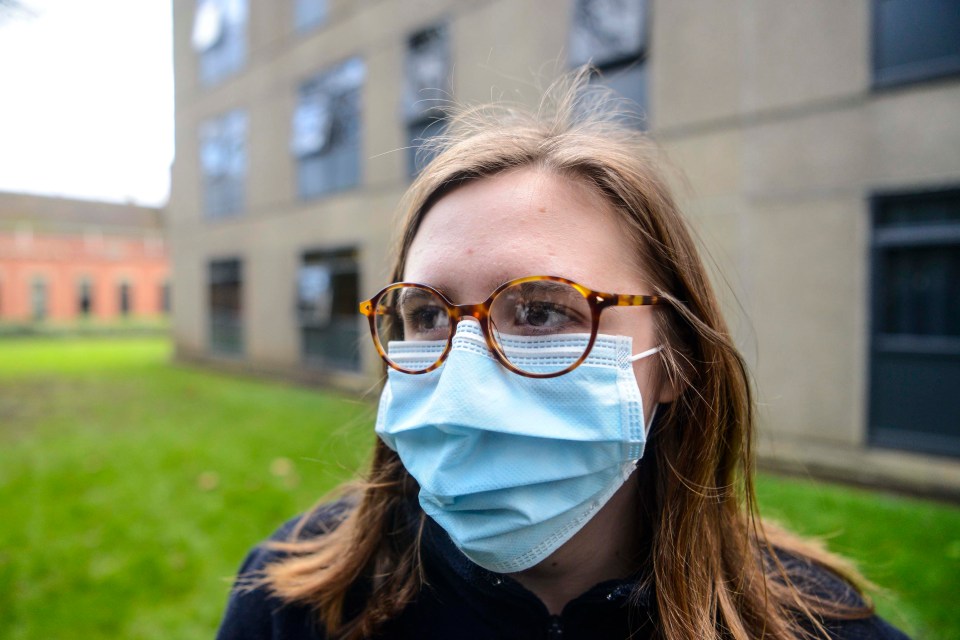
[359,275,663,379]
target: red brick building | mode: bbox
[0,192,169,323]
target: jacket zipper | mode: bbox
[547,615,563,639]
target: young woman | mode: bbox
[217,74,909,640]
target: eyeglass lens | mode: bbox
[375,280,595,375]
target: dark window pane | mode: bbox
[31,277,47,321]
[403,24,450,121]
[569,0,648,127]
[194,0,248,85]
[593,62,647,125]
[209,258,243,355]
[870,189,960,457]
[299,249,360,371]
[119,282,132,317]
[403,24,449,178]
[870,350,960,456]
[292,58,365,198]
[569,0,647,68]
[407,116,446,177]
[873,0,960,86]
[879,245,960,337]
[161,281,171,314]
[78,278,93,317]
[876,192,960,228]
[200,110,247,218]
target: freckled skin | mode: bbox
[404,167,671,614]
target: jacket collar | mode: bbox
[417,503,651,611]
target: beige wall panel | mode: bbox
[248,90,297,215]
[868,84,960,187]
[743,106,867,197]
[680,203,759,362]
[170,237,205,353]
[661,128,743,198]
[190,74,255,122]
[452,0,569,105]
[747,197,863,445]
[349,0,457,46]
[651,0,741,129]
[168,123,201,227]
[740,0,867,113]
[246,225,300,366]
[172,0,198,107]
[364,44,407,189]
[248,0,291,57]
[661,131,756,357]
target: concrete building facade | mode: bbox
[168,0,960,494]
[0,192,169,324]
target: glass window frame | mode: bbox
[567,0,649,126]
[193,0,248,86]
[291,58,366,199]
[30,275,48,322]
[78,276,94,318]
[208,257,245,356]
[200,109,248,219]
[403,23,451,177]
[298,247,362,372]
[868,186,960,457]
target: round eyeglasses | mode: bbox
[359,275,663,379]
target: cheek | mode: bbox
[630,357,662,421]
[598,310,662,418]
[598,309,659,350]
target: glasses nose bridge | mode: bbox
[450,301,490,324]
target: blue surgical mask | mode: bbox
[375,321,660,574]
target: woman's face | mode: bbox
[404,166,670,421]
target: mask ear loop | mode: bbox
[627,345,663,433]
[628,345,662,362]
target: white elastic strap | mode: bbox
[628,345,663,362]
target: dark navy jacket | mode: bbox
[216,504,910,640]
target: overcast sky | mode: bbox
[0,0,174,206]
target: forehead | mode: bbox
[403,167,647,300]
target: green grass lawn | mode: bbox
[0,337,957,639]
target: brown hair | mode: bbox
[255,69,873,639]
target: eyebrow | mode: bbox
[514,280,577,296]
[397,288,440,305]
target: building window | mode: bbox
[161,280,172,315]
[294,0,327,32]
[568,0,648,123]
[872,0,960,88]
[290,58,366,199]
[31,276,47,321]
[118,281,132,317]
[298,248,361,371]
[209,258,244,355]
[200,109,247,219]
[78,277,94,317]
[403,24,450,177]
[870,188,960,457]
[191,0,247,86]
